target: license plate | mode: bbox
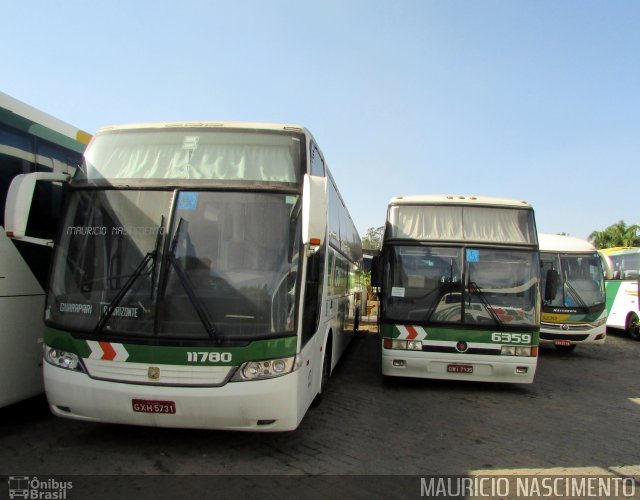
[447,364,473,374]
[132,399,176,414]
[554,339,572,347]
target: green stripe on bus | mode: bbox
[381,323,538,344]
[44,326,297,365]
[604,281,623,313]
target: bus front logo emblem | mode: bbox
[455,341,468,353]
[148,367,160,380]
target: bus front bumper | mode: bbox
[381,349,537,384]
[44,362,305,431]
[539,324,606,346]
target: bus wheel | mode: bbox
[311,342,332,407]
[555,343,576,352]
[627,313,640,340]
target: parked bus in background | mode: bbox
[6,122,364,431]
[599,247,640,340]
[0,91,90,408]
[538,234,607,352]
[372,195,541,384]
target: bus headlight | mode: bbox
[592,317,607,327]
[501,345,534,357]
[232,355,300,381]
[44,347,83,372]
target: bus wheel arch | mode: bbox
[311,330,333,407]
[626,312,640,340]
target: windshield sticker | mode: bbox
[466,249,480,262]
[178,192,199,210]
[101,304,143,319]
[391,287,406,298]
[182,136,199,151]
[59,302,93,315]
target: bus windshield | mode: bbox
[382,246,539,327]
[541,253,606,309]
[46,189,301,343]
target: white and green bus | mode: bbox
[372,195,541,383]
[538,234,607,352]
[1,91,90,408]
[599,247,640,340]
[6,122,364,430]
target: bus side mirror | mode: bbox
[544,269,559,301]
[4,172,70,246]
[302,173,327,254]
[370,255,381,287]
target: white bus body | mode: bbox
[0,91,89,407]
[599,248,640,340]
[538,234,607,351]
[373,195,541,384]
[9,122,364,430]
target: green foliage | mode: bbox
[589,220,640,249]
[362,226,384,251]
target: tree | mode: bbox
[589,220,640,249]
[361,226,384,251]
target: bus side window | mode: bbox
[310,143,325,176]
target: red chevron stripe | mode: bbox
[99,341,116,361]
[405,325,418,340]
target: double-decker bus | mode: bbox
[372,195,541,383]
[1,91,90,408]
[538,234,607,352]
[7,122,364,431]
[599,247,640,340]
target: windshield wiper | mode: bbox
[468,281,504,331]
[93,217,165,337]
[564,281,588,308]
[149,215,165,299]
[166,218,221,343]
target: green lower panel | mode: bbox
[380,323,539,344]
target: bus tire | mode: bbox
[311,337,332,407]
[627,312,640,340]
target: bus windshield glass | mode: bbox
[46,189,301,342]
[541,253,606,309]
[383,246,539,326]
[80,128,303,184]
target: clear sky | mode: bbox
[3,0,638,240]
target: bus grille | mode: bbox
[83,359,234,387]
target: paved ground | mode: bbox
[0,325,638,498]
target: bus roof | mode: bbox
[96,122,308,135]
[0,91,91,147]
[388,194,532,209]
[538,233,596,253]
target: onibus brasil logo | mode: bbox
[7,476,72,499]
